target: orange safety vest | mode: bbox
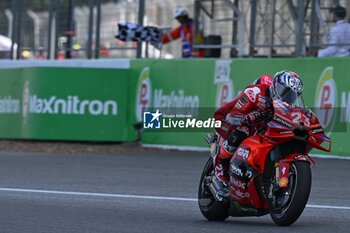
[162,20,204,58]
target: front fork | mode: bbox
[265,154,314,201]
[274,154,315,189]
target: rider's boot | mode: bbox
[212,159,230,200]
[212,143,234,201]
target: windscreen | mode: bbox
[273,85,305,108]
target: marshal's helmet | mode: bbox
[173,7,190,19]
[270,70,304,107]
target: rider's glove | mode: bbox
[240,111,262,126]
[220,119,234,132]
[265,109,274,121]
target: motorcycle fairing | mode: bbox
[228,136,274,212]
[225,100,332,217]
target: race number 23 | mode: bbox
[291,112,310,127]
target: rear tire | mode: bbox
[268,161,311,226]
[198,158,229,221]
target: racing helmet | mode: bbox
[173,7,189,19]
[270,70,304,106]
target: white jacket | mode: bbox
[318,20,350,57]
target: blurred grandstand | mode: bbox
[0,0,349,59]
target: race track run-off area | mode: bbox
[0,151,349,233]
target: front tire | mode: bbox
[268,161,311,226]
[198,158,229,221]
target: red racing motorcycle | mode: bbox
[198,99,331,226]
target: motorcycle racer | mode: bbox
[212,71,304,198]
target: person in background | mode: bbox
[162,7,204,58]
[318,5,350,57]
[36,47,45,60]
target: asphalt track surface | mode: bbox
[0,151,349,233]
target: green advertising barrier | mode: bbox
[231,58,350,156]
[132,58,350,157]
[0,67,135,142]
[0,58,349,156]
[130,59,227,148]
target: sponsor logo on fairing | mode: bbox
[273,115,292,128]
[281,166,287,175]
[245,170,253,179]
[231,177,247,189]
[230,163,253,179]
[237,147,250,159]
[233,189,250,199]
[279,177,289,187]
[311,127,324,134]
[230,164,243,177]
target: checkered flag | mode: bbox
[115,22,162,48]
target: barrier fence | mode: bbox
[0,62,134,141]
[1,0,350,59]
[0,58,349,156]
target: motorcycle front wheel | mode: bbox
[267,161,311,226]
[198,158,229,221]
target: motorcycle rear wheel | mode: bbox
[198,158,229,221]
[268,161,311,226]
